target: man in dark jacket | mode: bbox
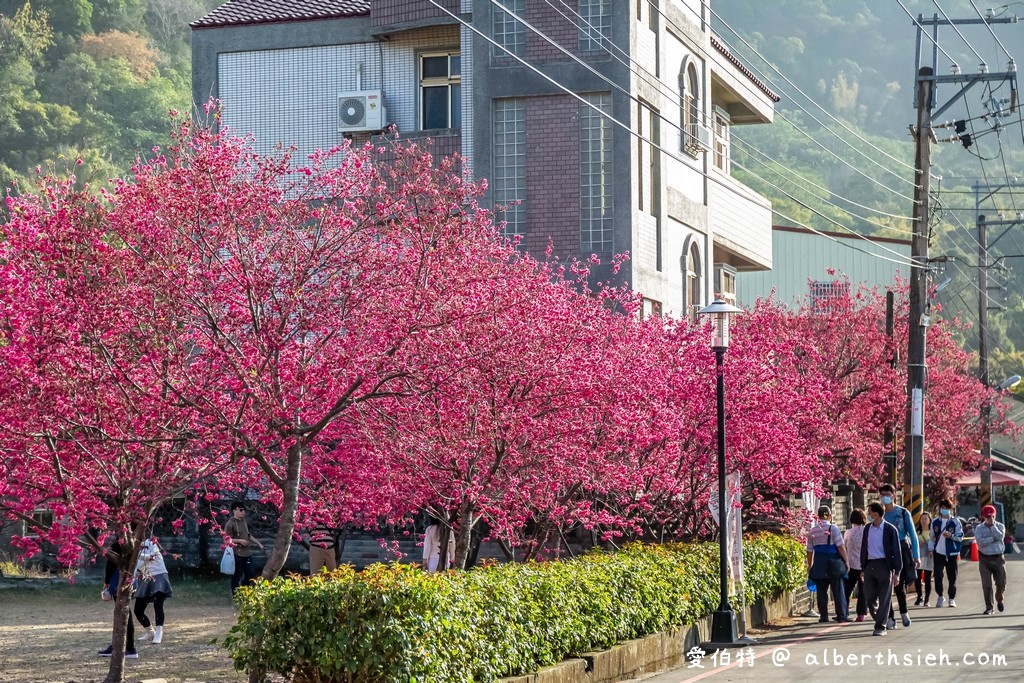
[860,501,903,636]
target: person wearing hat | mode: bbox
[974,504,1007,615]
[806,505,851,623]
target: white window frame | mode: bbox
[420,51,461,130]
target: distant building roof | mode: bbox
[774,225,911,247]
[191,0,370,29]
[710,36,781,103]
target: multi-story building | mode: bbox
[191,0,778,316]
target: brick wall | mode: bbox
[372,0,460,27]
[523,95,580,258]
[525,0,585,63]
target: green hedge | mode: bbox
[224,533,804,683]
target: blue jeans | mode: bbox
[231,555,254,593]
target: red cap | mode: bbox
[981,505,997,517]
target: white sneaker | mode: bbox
[949,599,957,607]
[936,597,945,608]
[138,627,155,641]
[153,626,163,644]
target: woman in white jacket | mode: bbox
[423,521,455,572]
[134,537,173,644]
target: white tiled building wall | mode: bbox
[218,26,460,161]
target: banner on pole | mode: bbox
[709,473,744,582]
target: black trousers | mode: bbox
[134,594,167,628]
[934,553,959,599]
[915,569,933,602]
[862,559,894,630]
[844,568,867,617]
[231,555,256,593]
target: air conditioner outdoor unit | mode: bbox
[338,90,385,132]
[694,123,713,151]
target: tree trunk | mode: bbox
[261,443,303,579]
[102,568,134,683]
[452,501,475,570]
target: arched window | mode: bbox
[680,60,700,154]
[685,241,701,321]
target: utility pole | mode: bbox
[904,66,932,526]
[884,291,898,488]
[906,13,1019,523]
[974,199,1023,508]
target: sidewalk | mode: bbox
[630,555,1023,682]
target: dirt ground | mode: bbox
[0,576,247,683]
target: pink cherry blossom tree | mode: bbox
[0,174,227,682]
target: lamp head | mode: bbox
[697,298,744,349]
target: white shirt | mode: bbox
[134,539,168,577]
[423,524,455,572]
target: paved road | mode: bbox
[636,555,1023,682]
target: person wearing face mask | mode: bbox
[806,505,851,623]
[928,498,964,608]
[878,484,919,628]
[973,504,1006,615]
[859,502,903,636]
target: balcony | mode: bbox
[708,174,772,271]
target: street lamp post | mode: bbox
[698,298,743,646]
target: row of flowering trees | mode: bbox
[0,117,1005,680]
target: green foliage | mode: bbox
[0,0,207,191]
[224,534,804,683]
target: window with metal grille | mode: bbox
[810,281,850,312]
[680,61,700,154]
[493,98,526,238]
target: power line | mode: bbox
[427,0,921,271]
[969,0,1014,62]
[895,0,960,66]
[932,0,987,65]
[733,137,918,226]
[704,4,920,181]
[542,0,920,204]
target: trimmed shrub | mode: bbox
[224,533,803,682]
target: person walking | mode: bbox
[806,505,851,622]
[843,508,868,622]
[974,504,1007,615]
[307,522,338,574]
[879,483,919,628]
[223,501,264,593]
[133,536,172,644]
[98,538,138,659]
[915,511,933,606]
[929,497,963,608]
[859,501,903,636]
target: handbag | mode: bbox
[220,545,236,575]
